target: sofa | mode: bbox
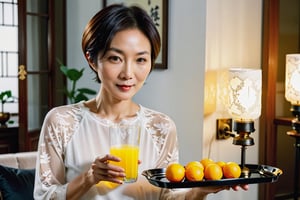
[0,151,37,200]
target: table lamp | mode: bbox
[227,68,262,177]
[285,54,300,199]
[285,54,300,132]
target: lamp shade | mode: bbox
[285,54,300,105]
[227,68,262,121]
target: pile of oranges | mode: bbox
[165,158,241,183]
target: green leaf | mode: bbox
[74,93,89,103]
[67,69,84,81]
[57,60,97,104]
[0,90,12,102]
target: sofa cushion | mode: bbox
[0,151,37,169]
[15,152,37,169]
[0,154,18,168]
[0,165,35,200]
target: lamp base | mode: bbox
[234,120,255,133]
[241,166,251,178]
[232,120,255,178]
[292,119,300,133]
[290,104,300,119]
[233,121,255,146]
[291,105,300,133]
[233,133,254,146]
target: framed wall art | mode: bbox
[103,0,168,69]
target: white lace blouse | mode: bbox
[33,102,187,199]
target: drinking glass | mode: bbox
[109,123,140,183]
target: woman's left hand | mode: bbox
[231,184,249,191]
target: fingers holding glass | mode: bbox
[92,154,126,184]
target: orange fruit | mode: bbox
[223,162,241,178]
[200,158,214,169]
[165,163,185,182]
[216,161,226,168]
[185,165,204,181]
[204,163,223,180]
[185,161,204,171]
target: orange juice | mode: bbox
[110,145,139,183]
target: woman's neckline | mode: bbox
[80,100,143,125]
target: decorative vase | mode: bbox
[0,112,10,128]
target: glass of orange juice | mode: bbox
[109,123,140,183]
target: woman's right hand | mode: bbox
[66,154,125,199]
[90,154,126,184]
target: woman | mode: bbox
[34,4,247,199]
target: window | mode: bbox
[0,0,18,114]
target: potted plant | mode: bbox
[57,60,97,104]
[0,90,13,127]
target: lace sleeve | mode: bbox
[142,107,192,200]
[153,117,179,167]
[158,119,192,200]
[34,105,82,200]
[141,107,179,167]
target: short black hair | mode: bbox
[82,4,161,83]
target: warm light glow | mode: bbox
[227,68,262,120]
[285,54,300,105]
[204,70,217,115]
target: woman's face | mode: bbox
[93,29,152,101]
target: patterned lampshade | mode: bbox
[227,68,262,121]
[285,54,300,105]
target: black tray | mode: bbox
[142,164,283,188]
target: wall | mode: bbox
[67,0,262,199]
[134,0,206,165]
[66,0,101,92]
